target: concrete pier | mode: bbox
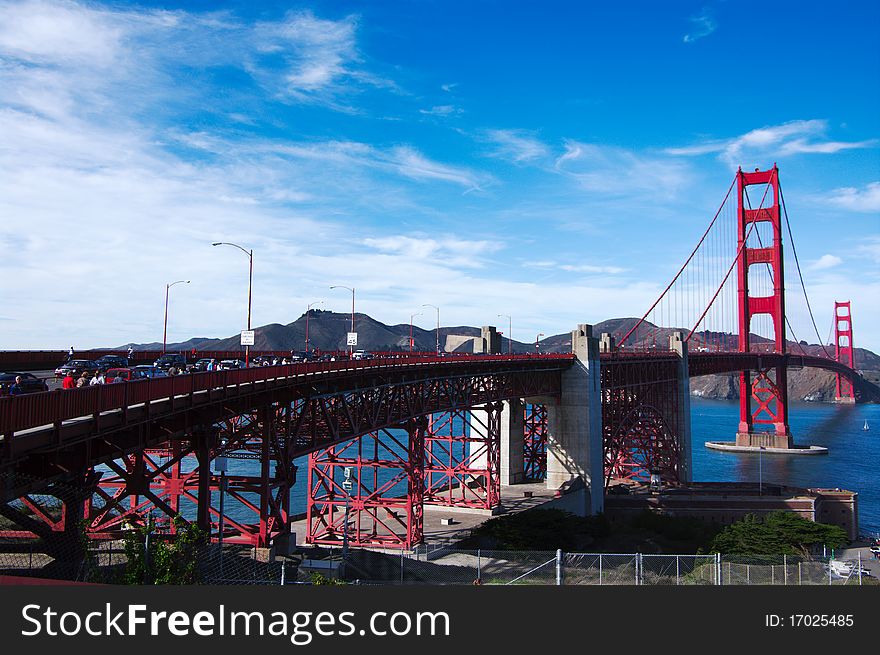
[544,324,603,516]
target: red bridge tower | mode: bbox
[834,301,856,403]
[735,165,793,448]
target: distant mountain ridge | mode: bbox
[119,310,879,402]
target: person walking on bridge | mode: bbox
[67,346,74,362]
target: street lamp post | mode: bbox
[535,332,544,352]
[305,300,324,353]
[330,285,355,355]
[422,304,440,354]
[409,311,423,353]
[212,242,253,367]
[163,280,190,353]
[498,314,512,355]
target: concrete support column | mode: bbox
[545,324,603,515]
[669,332,693,483]
[500,398,526,485]
[474,326,502,354]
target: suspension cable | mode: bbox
[778,183,833,360]
[617,175,737,349]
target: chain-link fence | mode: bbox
[336,550,877,586]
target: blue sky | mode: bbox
[1,0,878,350]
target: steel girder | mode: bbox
[601,356,683,487]
[306,419,427,549]
[523,403,548,481]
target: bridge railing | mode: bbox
[0,353,574,437]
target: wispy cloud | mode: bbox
[555,140,692,198]
[666,120,875,167]
[824,182,880,213]
[482,129,550,163]
[683,7,717,43]
[419,105,462,117]
[809,254,843,271]
[526,261,626,275]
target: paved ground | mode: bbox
[290,481,558,550]
[836,543,880,578]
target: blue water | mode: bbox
[691,399,880,533]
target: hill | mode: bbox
[122,311,878,402]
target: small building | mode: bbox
[604,481,858,540]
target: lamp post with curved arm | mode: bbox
[305,300,324,353]
[409,311,423,353]
[498,314,512,355]
[212,242,253,367]
[330,285,355,355]
[422,303,440,354]
[163,280,190,354]
[535,332,544,353]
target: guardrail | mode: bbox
[0,354,574,437]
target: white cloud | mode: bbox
[419,105,461,117]
[666,120,875,168]
[483,129,550,163]
[825,182,880,213]
[0,0,126,65]
[387,146,487,190]
[559,264,626,274]
[683,8,717,43]
[555,140,692,198]
[810,254,843,270]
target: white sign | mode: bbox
[346,332,358,346]
[240,330,255,346]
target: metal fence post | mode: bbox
[635,553,641,585]
[400,549,404,584]
[556,549,562,586]
[599,554,603,585]
[716,553,722,585]
[676,555,680,585]
[858,552,862,586]
[784,555,787,585]
[281,560,285,586]
[477,549,481,582]
[798,561,802,585]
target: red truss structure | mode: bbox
[86,404,295,548]
[834,301,855,403]
[735,165,792,447]
[523,403,547,481]
[423,405,501,510]
[306,418,426,550]
[600,354,683,487]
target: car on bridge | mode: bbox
[94,354,129,371]
[54,359,100,378]
[0,371,49,396]
[217,359,245,370]
[153,353,187,371]
[105,366,169,382]
[351,350,373,360]
[189,358,219,372]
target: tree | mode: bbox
[122,515,208,584]
[710,512,848,557]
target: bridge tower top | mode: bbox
[736,164,785,354]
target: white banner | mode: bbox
[240,330,255,346]
[346,332,358,346]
